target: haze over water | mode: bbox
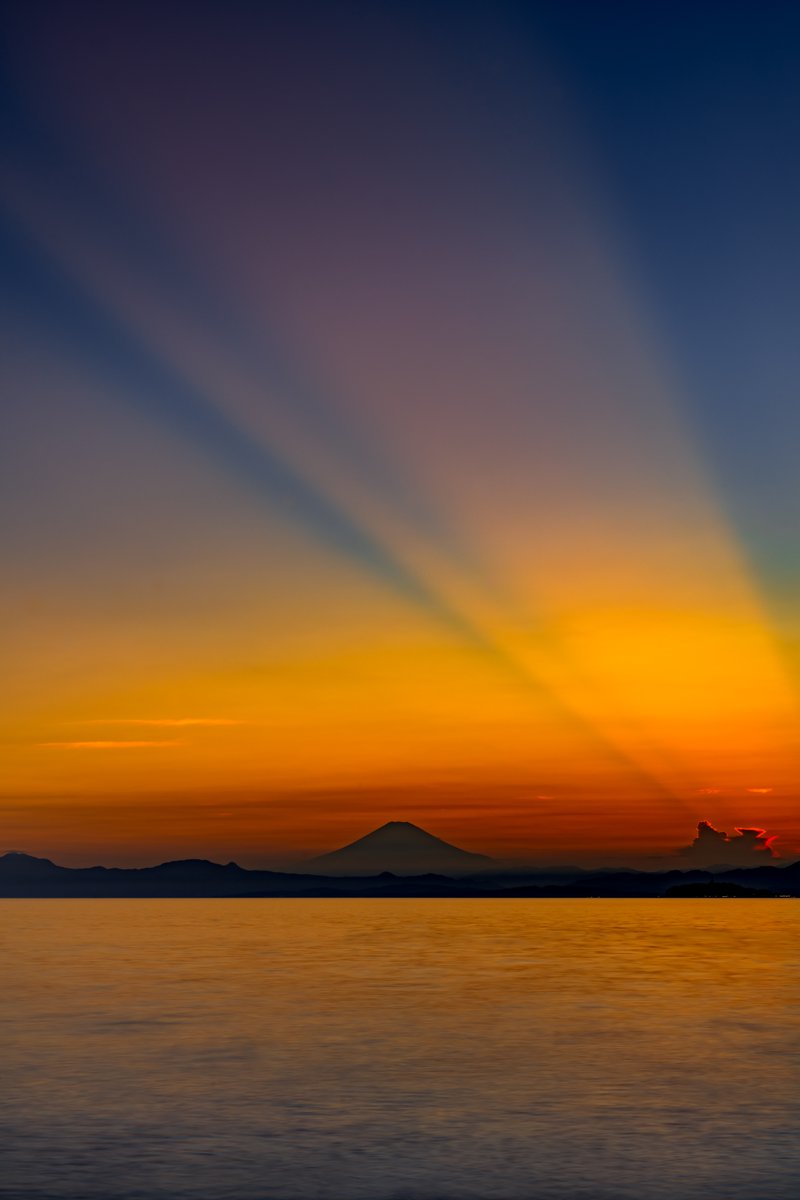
[2,899,797,1200]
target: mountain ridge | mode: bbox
[2,846,799,898]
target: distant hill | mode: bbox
[304,821,492,876]
[0,852,486,899]
[1,848,798,899]
[0,851,308,898]
[666,880,777,898]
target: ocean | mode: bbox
[1,898,797,1199]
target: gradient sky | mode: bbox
[2,1,800,867]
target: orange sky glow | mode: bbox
[3,5,800,870]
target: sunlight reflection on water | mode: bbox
[1,899,798,1199]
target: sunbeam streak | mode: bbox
[3,0,800,865]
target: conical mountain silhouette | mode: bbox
[305,821,492,876]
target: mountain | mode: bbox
[303,821,493,876]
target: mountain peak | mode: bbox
[0,851,59,872]
[304,820,492,876]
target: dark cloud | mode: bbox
[684,821,779,867]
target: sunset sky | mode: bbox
[3,2,800,867]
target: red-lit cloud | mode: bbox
[684,820,779,867]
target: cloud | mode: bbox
[41,741,183,749]
[684,820,779,867]
[87,718,243,727]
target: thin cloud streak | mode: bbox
[85,719,244,727]
[41,741,184,749]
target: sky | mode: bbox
[2,1,800,868]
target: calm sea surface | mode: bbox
[1,899,798,1200]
